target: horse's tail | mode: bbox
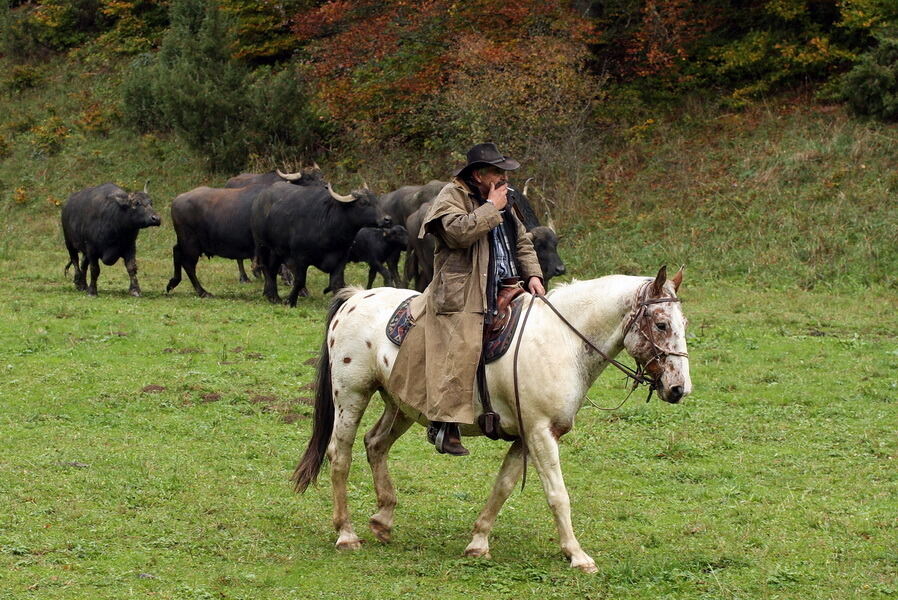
[291,290,355,493]
[64,260,73,277]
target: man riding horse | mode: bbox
[388,143,546,455]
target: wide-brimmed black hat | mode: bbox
[453,142,520,177]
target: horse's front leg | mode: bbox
[465,439,525,559]
[364,399,414,542]
[528,427,597,573]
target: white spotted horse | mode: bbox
[292,266,691,573]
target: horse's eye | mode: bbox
[656,322,668,331]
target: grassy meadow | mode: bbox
[1,56,897,600]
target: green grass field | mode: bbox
[2,51,897,599]
[0,247,895,599]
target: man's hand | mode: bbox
[487,181,508,210]
[527,276,545,296]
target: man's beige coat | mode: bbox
[387,179,543,424]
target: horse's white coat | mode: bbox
[316,272,691,573]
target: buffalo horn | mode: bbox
[277,168,305,182]
[327,183,355,203]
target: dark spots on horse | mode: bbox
[348,305,356,313]
[343,357,352,364]
[329,338,335,348]
[550,420,571,439]
[383,356,389,366]
[364,293,376,298]
[366,340,372,348]
[332,319,339,330]
[334,389,339,398]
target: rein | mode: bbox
[509,282,686,491]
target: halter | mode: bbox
[622,281,689,392]
[509,281,688,489]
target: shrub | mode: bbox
[839,36,898,120]
[121,53,168,132]
[30,116,69,156]
[0,133,12,160]
[4,64,44,91]
[122,0,327,172]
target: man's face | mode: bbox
[473,166,508,191]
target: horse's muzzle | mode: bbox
[664,385,685,404]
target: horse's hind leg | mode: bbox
[364,399,414,542]
[464,439,525,559]
[328,389,371,550]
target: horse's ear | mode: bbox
[671,265,684,292]
[652,265,667,295]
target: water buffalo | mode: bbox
[62,182,161,297]
[166,183,273,298]
[377,180,444,227]
[251,182,391,306]
[224,166,325,280]
[403,181,565,290]
[339,225,409,290]
[224,166,324,189]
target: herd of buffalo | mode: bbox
[60,167,566,303]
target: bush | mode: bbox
[121,0,327,172]
[4,64,44,91]
[839,36,898,120]
[121,53,168,132]
[29,116,69,156]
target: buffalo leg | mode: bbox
[286,263,309,307]
[87,257,101,297]
[73,254,88,291]
[236,260,251,283]
[183,258,211,298]
[325,260,349,295]
[366,261,391,289]
[259,247,282,303]
[386,255,402,288]
[166,244,183,293]
[124,253,141,297]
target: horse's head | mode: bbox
[623,266,692,404]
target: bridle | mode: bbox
[509,281,688,488]
[621,280,689,395]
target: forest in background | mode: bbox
[1,0,897,288]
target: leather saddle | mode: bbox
[385,288,527,364]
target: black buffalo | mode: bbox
[62,182,161,296]
[403,181,565,290]
[377,179,444,228]
[251,182,391,306]
[340,225,409,290]
[224,166,324,189]
[223,167,325,280]
[166,183,273,298]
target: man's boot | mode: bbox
[427,422,469,456]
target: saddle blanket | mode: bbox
[385,295,525,363]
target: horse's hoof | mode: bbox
[463,547,491,559]
[369,519,391,543]
[572,559,598,574]
[130,289,141,297]
[335,538,362,551]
